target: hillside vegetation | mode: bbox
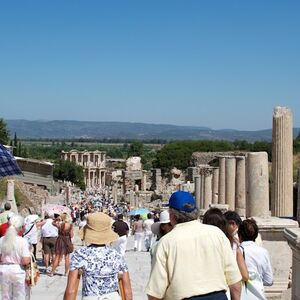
[6,119,300,141]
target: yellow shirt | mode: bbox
[146,220,242,300]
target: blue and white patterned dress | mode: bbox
[70,245,128,297]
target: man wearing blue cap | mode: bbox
[146,191,241,300]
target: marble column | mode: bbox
[246,152,269,217]
[200,174,205,209]
[218,157,226,204]
[235,156,246,217]
[97,170,101,186]
[271,106,293,217]
[194,175,201,209]
[6,180,18,213]
[212,168,219,204]
[199,166,209,209]
[203,168,213,210]
[75,153,79,164]
[99,171,102,188]
[102,171,106,187]
[87,169,91,188]
[225,156,236,210]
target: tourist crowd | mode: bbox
[0,187,274,300]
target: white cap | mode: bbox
[151,210,170,235]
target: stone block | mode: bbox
[254,216,298,299]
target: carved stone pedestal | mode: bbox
[254,217,298,299]
[284,227,300,300]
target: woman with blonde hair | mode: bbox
[49,213,74,277]
[64,212,132,300]
[0,214,31,300]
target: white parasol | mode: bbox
[42,204,71,216]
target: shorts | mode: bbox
[42,237,57,255]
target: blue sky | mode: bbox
[0,1,299,130]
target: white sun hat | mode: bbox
[151,210,170,235]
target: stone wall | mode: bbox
[191,151,247,165]
[0,180,49,217]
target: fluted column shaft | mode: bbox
[6,180,18,213]
[235,156,246,217]
[194,175,201,210]
[218,157,226,204]
[271,106,293,217]
[203,168,213,209]
[198,165,209,209]
[200,174,205,209]
[225,157,236,210]
[212,168,219,204]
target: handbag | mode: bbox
[25,254,40,286]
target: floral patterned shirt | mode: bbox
[70,245,128,296]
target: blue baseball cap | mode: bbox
[169,191,197,212]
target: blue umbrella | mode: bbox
[128,208,150,216]
[0,144,22,178]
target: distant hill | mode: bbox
[5,119,300,142]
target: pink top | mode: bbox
[0,236,30,264]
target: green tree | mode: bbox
[17,141,22,156]
[128,141,144,157]
[293,133,300,154]
[250,141,272,161]
[0,119,9,145]
[154,140,234,172]
[13,132,18,155]
[53,159,85,190]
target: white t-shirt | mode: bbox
[41,219,58,238]
[23,223,39,244]
[143,219,154,234]
[0,236,30,269]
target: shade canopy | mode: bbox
[0,144,22,178]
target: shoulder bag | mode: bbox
[25,253,40,286]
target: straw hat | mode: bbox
[79,212,118,245]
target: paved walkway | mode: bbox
[31,232,151,300]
